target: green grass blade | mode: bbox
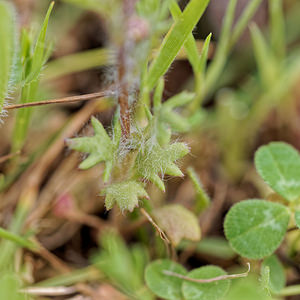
[12,3,54,152]
[197,33,212,75]
[187,167,210,214]
[205,0,237,95]
[230,0,263,48]
[169,0,199,71]
[43,48,114,80]
[0,228,36,251]
[0,1,17,116]
[35,267,102,287]
[26,1,54,83]
[269,0,285,60]
[147,0,210,90]
[250,24,277,89]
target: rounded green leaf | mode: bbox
[145,259,187,300]
[182,266,230,300]
[255,142,300,202]
[261,254,285,294]
[224,199,290,259]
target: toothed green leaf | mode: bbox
[136,142,189,191]
[104,181,148,212]
[0,1,17,115]
[154,204,201,246]
[67,117,115,180]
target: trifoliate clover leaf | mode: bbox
[67,117,115,181]
[103,181,148,212]
[136,142,189,191]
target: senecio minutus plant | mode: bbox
[1,0,300,299]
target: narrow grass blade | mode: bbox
[197,33,212,75]
[230,0,263,48]
[0,1,17,116]
[26,1,54,83]
[43,48,114,80]
[269,0,285,60]
[12,3,54,152]
[169,0,199,71]
[147,0,210,90]
[187,167,210,214]
[250,24,277,89]
[205,0,237,95]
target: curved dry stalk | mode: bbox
[3,90,115,110]
[0,151,21,164]
[140,208,170,244]
[163,263,251,283]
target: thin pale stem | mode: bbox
[0,151,21,164]
[140,208,170,244]
[163,263,250,283]
[4,91,114,110]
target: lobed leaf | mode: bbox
[67,117,115,181]
[136,142,189,191]
[145,259,187,300]
[182,266,230,300]
[154,204,201,246]
[104,181,148,212]
[224,199,290,259]
[255,142,300,202]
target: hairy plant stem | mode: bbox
[117,0,138,138]
[117,47,130,138]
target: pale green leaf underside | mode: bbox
[182,266,230,300]
[261,254,285,294]
[0,1,17,113]
[154,204,201,246]
[104,181,148,212]
[255,142,300,202]
[145,259,187,300]
[224,199,290,259]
